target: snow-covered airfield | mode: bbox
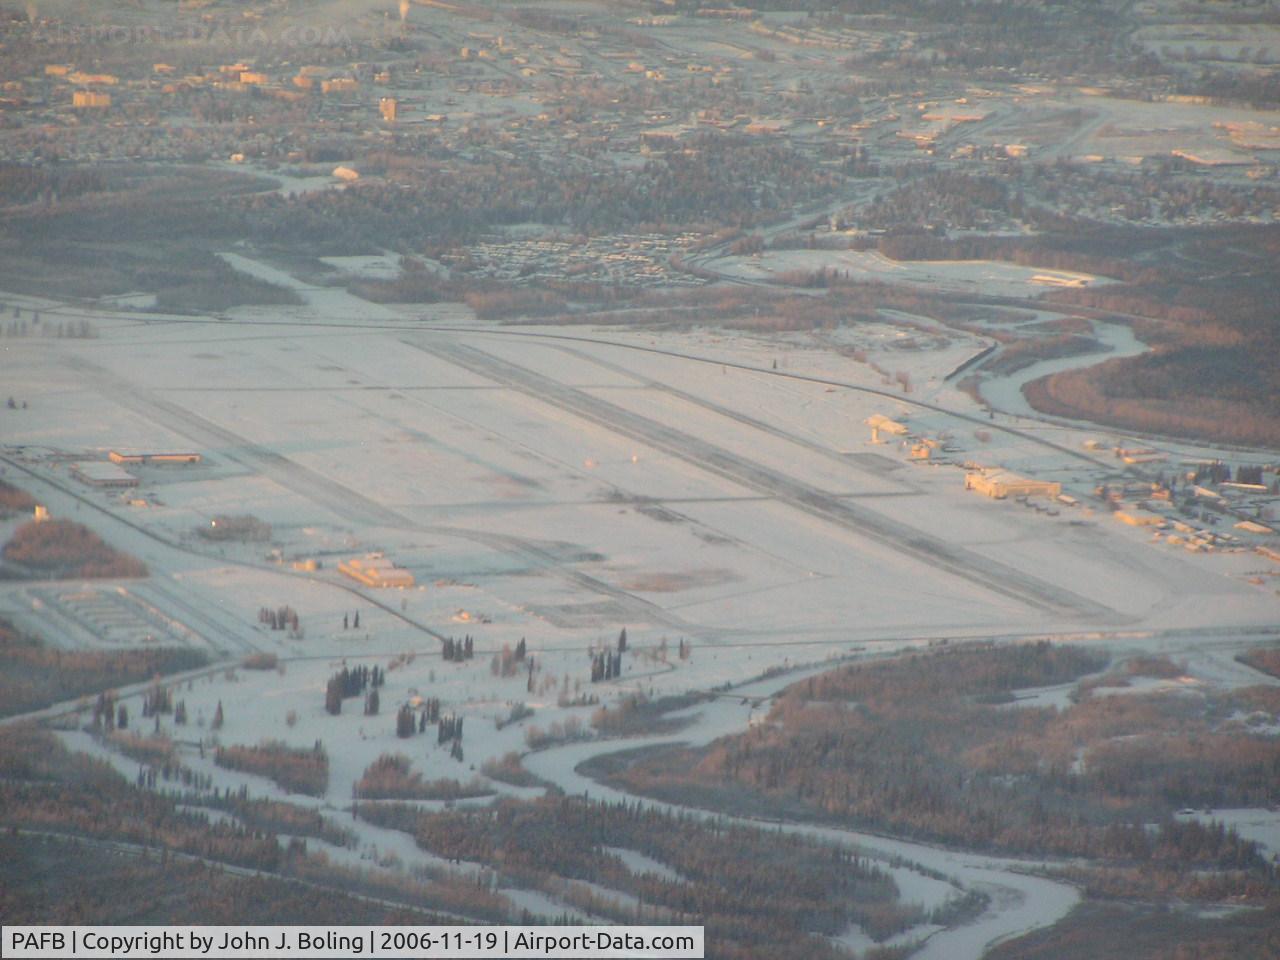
[2,254,1277,958]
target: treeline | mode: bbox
[324,664,383,716]
[987,900,1280,960]
[359,794,920,955]
[202,794,355,848]
[607,643,1280,884]
[1022,226,1280,447]
[0,833,424,926]
[226,133,842,254]
[0,725,293,875]
[1026,350,1280,448]
[0,617,206,718]
[214,740,329,797]
[0,725,475,925]
[354,754,490,802]
[0,165,106,207]
[1237,647,1280,681]
[3,519,147,579]
[979,334,1102,377]
[0,479,36,514]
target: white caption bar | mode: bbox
[4,926,704,959]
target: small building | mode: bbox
[1115,511,1163,527]
[1236,520,1274,535]
[338,554,415,588]
[68,72,118,86]
[965,470,1061,500]
[72,90,111,109]
[332,165,360,182]
[321,78,358,94]
[865,414,910,442]
[109,451,201,465]
[71,462,138,488]
[33,504,50,523]
[45,64,73,77]
[380,97,398,122]
[239,71,269,85]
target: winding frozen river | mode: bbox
[979,318,1149,421]
[523,668,1080,960]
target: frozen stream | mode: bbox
[523,668,1080,960]
[979,318,1149,420]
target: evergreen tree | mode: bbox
[396,704,415,738]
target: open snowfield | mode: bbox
[2,257,1278,957]
[704,248,1110,296]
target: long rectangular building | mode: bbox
[338,554,415,588]
[965,470,1061,500]
[109,451,202,465]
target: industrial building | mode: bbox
[72,91,111,109]
[338,554,415,588]
[964,470,1061,500]
[109,451,202,465]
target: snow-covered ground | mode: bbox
[703,249,1112,297]
[3,254,1277,958]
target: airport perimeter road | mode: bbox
[407,337,1116,622]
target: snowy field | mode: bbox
[704,248,1111,296]
[2,257,1278,957]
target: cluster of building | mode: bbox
[447,232,705,288]
[71,451,201,489]
[338,553,415,589]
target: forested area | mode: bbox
[1028,227,1280,446]
[604,643,1280,898]
[0,833,424,925]
[987,901,1280,960]
[0,725,298,874]
[359,794,935,958]
[233,133,841,254]
[0,478,37,514]
[1237,646,1280,681]
[0,617,205,718]
[354,753,490,802]
[865,216,1280,447]
[3,519,147,579]
[214,740,329,797]
[0,723,514,924]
